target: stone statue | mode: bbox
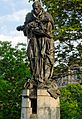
[16,1,60,98]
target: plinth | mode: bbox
[21,89,60,119]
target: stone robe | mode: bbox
[23,10,54,83]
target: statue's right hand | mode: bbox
[16,26,22,31]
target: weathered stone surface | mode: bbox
[37,89,50,96]
[22,97,31,108]
[21,89,60,119]
[56,107,60,119]
[37,89,60,108]
[49,96,60,108]
[30,114,37,119]
[37,90,60,119]
[37,107,51,119]
[22,89,30,97]
[21,108,32,119]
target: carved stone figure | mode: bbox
[17,1,54,84]
[16,0,60,98]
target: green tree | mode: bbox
[60,84,82,119]
[0,41,31,119]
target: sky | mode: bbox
[0,0,33,46]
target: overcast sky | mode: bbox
[0,0,33,46]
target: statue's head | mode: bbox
[32,1,42,15]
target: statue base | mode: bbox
[21,89,60,119]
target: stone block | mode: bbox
[37,96,50,108]
[21,107,32,119]
[37,96,45,107]
[37,107,51,119]
[22,97,31,108]
[30,114,37,119]
[56,107,60,119]
[22,89,30,97]
[44,96,50,107]
[50,108,56,119]
[49,97,60,108]
[37,89,50,96]
[21,89,60,119]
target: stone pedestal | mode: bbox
[21,89,60,119]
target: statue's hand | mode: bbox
[16,25,24,31]
[16,26,21,31]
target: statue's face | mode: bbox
[33,5,41,15]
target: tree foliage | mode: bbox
[60,84,82,119]
[0,41,31,119]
